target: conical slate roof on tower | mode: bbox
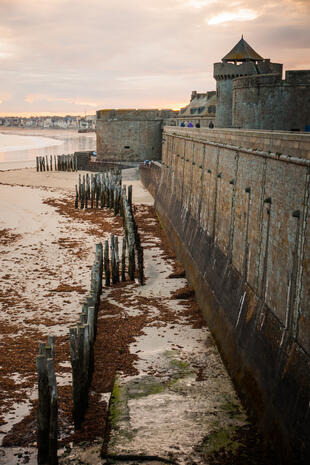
[222,36,264,62]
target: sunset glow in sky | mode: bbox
[0,0,309,115]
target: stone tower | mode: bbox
[96,109,176,162]
[213,36,282,128]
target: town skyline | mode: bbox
[0,114,96,130]
[0,0,309,116]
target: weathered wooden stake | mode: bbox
[121,236,126,282]
[115,236,120,283]
[75,185,78,209]
[37,355,50,464]
[36,337,58,465]
[91,175,95,208]
[47,358,58,465]
[128,185,132,209]
[111,235,117,284]
[70,327,82,429]
[136,229,144,285]
[104,240,110,286]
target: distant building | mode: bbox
[176,91,216,127]
[78,115,96,131]
[43,117,52,128]
[0,114,92,129]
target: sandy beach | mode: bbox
[0,167,252,465]
[0,168,153,428]
[0,169,118,446]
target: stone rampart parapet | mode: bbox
[96,109,176,121]
[164,126,310,159]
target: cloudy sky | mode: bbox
[0,0,309,115]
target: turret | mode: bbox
[213,36,282,128]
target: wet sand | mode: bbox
[0,171,121,452]
[0,168,153,203]
[0,167,160,464]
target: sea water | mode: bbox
[0,130,96,170]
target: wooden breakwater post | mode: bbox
[120,184,144,284]
[36,156,46,172]
[75,184,79,209]
[111,235,120,284]
[56,154,77,172]
[121,236,126,282]
[127,184,132,211]
[115,236,120,283]
[134,224,144,286]
[91,174,95,209]
[74,170,122,210]
[95,175,100,209]
[121,188,136,281]
[70,325,89,429]
[36,154,77,173]
[70,243,103,429]
[96,242,103,294]
[104,240,111,286]
[104,235,125,285]
[79,174,85,209]
[36,335,58,465]
[86,173,90,209]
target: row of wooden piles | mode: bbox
[70,243,103,429]
[36,244,103,465]
[36,173,144,463]
[75,171,122,211]
[36,154,77,172]
[75,171,143,285]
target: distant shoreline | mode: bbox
[0,129,96,170]
[0,127,81,139]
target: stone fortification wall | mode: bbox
[141,126,310,464]
[213,60,282,128]
[96,109,176,162]
[163,126,310,158]
[232,71,310,131]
